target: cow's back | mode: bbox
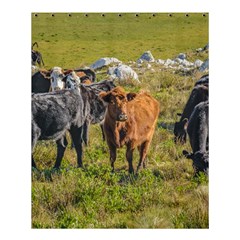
[32,90,84,140]
[180,84,208,121]
[32,71,50,93]
[124,92,159,146]
[187,101,209,153]
[128,92,159,125]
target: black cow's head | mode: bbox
[80,83,116,124]
[174,118,188,144]
[183,150,209,175]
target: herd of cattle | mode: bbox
[31,45,209,175]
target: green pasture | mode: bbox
[32,13,209,228]
[32,13,208,68]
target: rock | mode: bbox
[196,47,203,52]
[107,66,116,75]
[177,53,187,60]
[155,59,165,65]
[164,59,175,66]
[146,63,152,69]
[137,51,155,63]
[90,57,122,70]
[199,59,209,72]
[174,58,183,64]
[108,64,140,82]
[137,59,143,64]
[194,59,204,68]
[181,59,194,67]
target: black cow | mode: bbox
[195,74,209,87]
[79,80,116,144]
[32,42,44,66]
[174,84,208,144]
[32,69,97,94]
[183,101,209,175]
[32,81,115,169]
[32,71,51,93]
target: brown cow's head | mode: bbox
[99,87,137,122]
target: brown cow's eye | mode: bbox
[110,101,115,105]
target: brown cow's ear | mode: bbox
[127,93,137,101]
[63,69,73,75]
[99,92,111,102]
[40,70,51,78]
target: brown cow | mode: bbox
[99,87,160,173]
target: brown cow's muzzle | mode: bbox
[118,114,128,122]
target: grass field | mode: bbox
[32,13,209,228]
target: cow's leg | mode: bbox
[109,144,117,172]
[82,120,90,146]
[137,141,150,172]
[54,136,68,169]
[106,140,117,172]
[100,123,105,141]
[126,145,134,174]
[32,157,37,169]
[32,122,41,169]
[70,126,83,168]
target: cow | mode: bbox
[32,80,115,169]
[79,80,116,145]
[174,84,208,144]
[32,42,44,66]
[99,86,160,173]
[32,70,51,93]
[194,74,209,87]
[32,68,96,93]
[74,68,96,82]
[32,67,67,93]
[183,101,209,175]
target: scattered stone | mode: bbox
[174,58,183,64]
[146,63,152,69]
[196,47,203,52]
[164,59,175,66]
[199,59,209,72]
[137,51,155,63]
[194,59,204,68]
[108,64,140,82]
[181,59,194,67]
[155,59,165,65]
[90,57,122,70]
[177,53,187,60]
